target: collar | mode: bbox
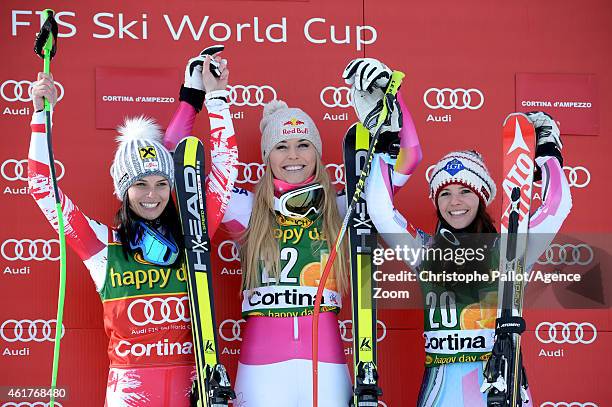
[273,175,316,196]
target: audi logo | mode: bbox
[423,88,484,110]
[534,166,590,189]
[1,80,65,103]
[537,243,594,266]
[236,162,265,185]
[218,318,246,342]
[1,159,65,182]
[227,85,276,107]
[2,403,64,407]
[218,240,240,263]
[0,319,65,343]
[1,239,60,261]
[326,163,345,185]
[127,296,190,326]
[540,403,598,407]
[320,86,352,108]
[535,322,597,345]
[338,319,387,343]
[236,162,344,185]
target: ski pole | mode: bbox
[311,71,404,407]
[34,9,64,407]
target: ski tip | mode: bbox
[502,112,530,127]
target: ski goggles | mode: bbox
[277,183,324,219]
[129,221,179,266]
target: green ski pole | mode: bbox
[34,9,65,407]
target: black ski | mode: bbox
[174,136,235,407]
[343,123,383,406]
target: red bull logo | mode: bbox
[282,117,309,135]
[283,118,305,126]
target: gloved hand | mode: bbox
[342,58,402,132]
[525,111,563,181]
[180,45,225,112]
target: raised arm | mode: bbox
[28,73,108,291]
[365,91,426,267]
[524,112,572,268]
[164,51,238,238]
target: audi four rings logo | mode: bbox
[326,163,345,185]
[320,86,352,108]
[1,239,60,261]
[227,85,277,107]
[218,319,246,342]
[534,166,591,189]
[537,243,594,266]
[1,80,65,103]
[236,162,265,184]
[2,403,64,407]
[338,319,387,343]
[236,162,345,185]
[218,240,240,263]
[423,88,484,110]
[127,296,190,326]
[1,159,65,182]
[540,403,598,407]
[0,319,65,343]
[535,322,597,345]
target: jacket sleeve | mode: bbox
[28,111,109,292]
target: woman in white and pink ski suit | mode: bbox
[351,58,572,407]
[28,53,237,406]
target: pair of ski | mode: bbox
[482,113,536,407]
[174,137,235,407]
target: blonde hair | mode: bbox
[240,157,348,294]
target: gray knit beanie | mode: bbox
[259,100,322,161]
[110,115,174,200]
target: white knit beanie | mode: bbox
[110,115,174,200]
[259,100,322,161]
[429,150,496,206]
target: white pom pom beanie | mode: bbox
[110,115,174,200]
[259,100,322,161]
